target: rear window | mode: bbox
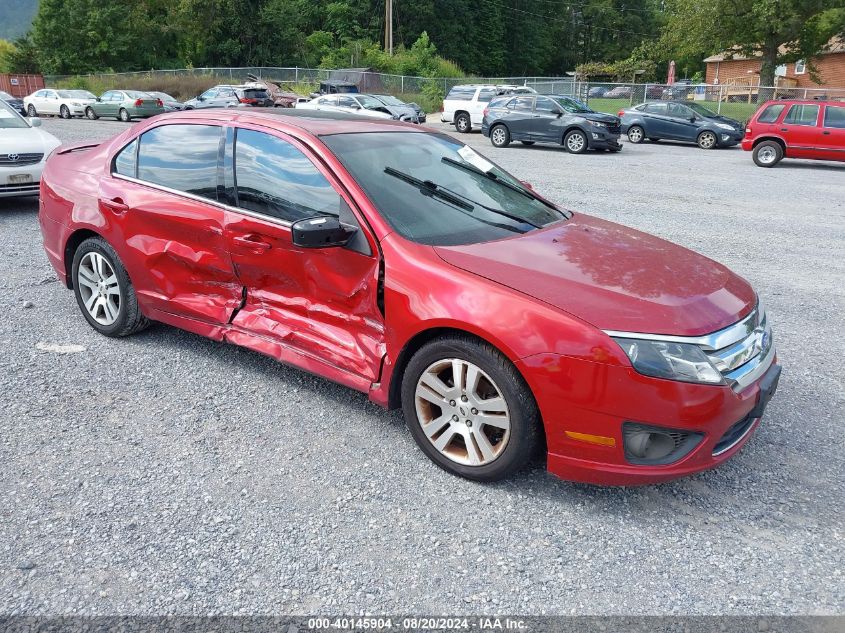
[823,105,845,129]
[240,89,269,98]
[784,104,819,126]
[446,86,476,100]
[137,124,221,199]
[757,104,785,123]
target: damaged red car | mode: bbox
[38,110,780,485]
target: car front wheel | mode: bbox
[401,335,541,482]
[697,130,717,149]
[564,129,588,154]
[753,141,784,167]
[27,104,37,117]
[490,124,510,148]
[627,125,644,143]
[60,105,71,119]
[72,237,148,337]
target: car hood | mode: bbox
[582,112,620,124]
[0,127,61,155]
[709,114,742,128]
[434,214,756,336]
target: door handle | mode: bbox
[232,234,271,253]
[822,131,831,135]
[99,197,129,215]
[780,128,788,132]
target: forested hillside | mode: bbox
[0,0,37,39]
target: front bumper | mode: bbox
[717,129,744,146]
[588,132,622,150]
[0,162,44,197]
[516,352,780,486]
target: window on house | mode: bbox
[795,60,806,75]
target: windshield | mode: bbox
[68,90,96,99]
[0,101,29,128]
[0,91,14,100]
[552,96,593,113]
[377,95,403,106]
[322,132,566,246]
[357,95,387,110]
[686,102,718,118]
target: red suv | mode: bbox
[743,99,845,167]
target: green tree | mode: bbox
[660,0,845,87]
[0,39,15,72]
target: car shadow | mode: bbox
[0,197,39,215]
[771,161,845,172]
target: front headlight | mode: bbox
[715,123,735,130]
[612,337,723,384]
[591,121,608,128]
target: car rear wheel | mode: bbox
[490,124,510,148]
[564,129,588,154]
[752,141,784,167]
[627,125,645,144]
[72,237,149,337]
[401,335,541,482]
[27,104,37,117]
[697,130,717,149]
[454,112,471,133]
[59,105,71,119]
[85,107,98,120]
[118,108,131,122]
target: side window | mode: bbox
[477,89,497,103]
[446,87,475,100]
[784,104,819,126]
[137,124,221,199]
[113,139,138,177]
[667,103,689,118]
[823,105,845,129]
[34,90,46,98]
[644,103,667,115]
[234,129,344,223]
[534,97,559,113]
[101,91,114,101]
[320,96,337,105]
[337,96,358,108]
[757,104,785,123]
[201,89,217,99]
[511,97,534,112]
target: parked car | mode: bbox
[619,101,744,149]
[604,86,633,99]
[147,91,185,112]
[85,90,165,122]
[496,85,537,95]
[38,109,779,485]
[24,88,97,118]
[297,93,417,121]
[0,100,60,197]
[661,79,695,101]
[244,74,307,108]
[644,84,665,99]
[742,99,845,167]
[441,84,501,132]
[310,80,359,98]
[183,85,273,110]
[1,90,26,116]
[588,86,609,98]
[482,94,622,153]
[372,95,425,123]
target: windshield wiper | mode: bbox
[441,156,553,210]
[384,167,474,211]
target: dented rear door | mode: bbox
[220,125,385,391]
[103,122,243,324]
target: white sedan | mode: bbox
[296,94,396,120]
[24,88,98,119]
[0,101,61,198]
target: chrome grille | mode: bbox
[0,153,44,166]
[702,306,774,390]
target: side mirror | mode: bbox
[96,97,102,102]
[689,116,697,122]
[291,215,356,248]
[197,96,205,101]
[28,117,42,127]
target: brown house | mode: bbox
[704,39,845,88]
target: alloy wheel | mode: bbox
[627,126,643,143]
[698,131,716,149]
[77,252,121,326]
[491,127,507,147]
[566,132,586,153]
[414,358,511,467]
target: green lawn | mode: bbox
[586,97,760,123]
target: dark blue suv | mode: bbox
[619,101,744,149]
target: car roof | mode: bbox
[758,99,841,105]
[156,108,420,136]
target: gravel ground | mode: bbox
[0,117,843,616]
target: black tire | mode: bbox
[401,334,541,482]
[85,107,98,120]
[71,236,149,337]
[627,125,645,144]
[752,140,784,167]
[697,130,718,149]
[520,140,535,146]
[490,124,511,148]
[564,129,588,154]
[454,112,471,133]
[118,108,130,122]
[59,105,71,119]
[27,104,37,117]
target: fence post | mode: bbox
[401,75,404,93]
[717,85,723,114]
[296,67,299,82]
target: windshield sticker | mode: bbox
[458,145,495,173]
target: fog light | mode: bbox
[622,422,703,465]
[722,134,730,141]
[592,132,600,139]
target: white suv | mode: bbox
[440,85,500,133]
[440,84,536,133]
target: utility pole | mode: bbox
[384,0,393,55]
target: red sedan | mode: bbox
[38,110,780,485]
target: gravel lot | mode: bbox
[1,116,843,616]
